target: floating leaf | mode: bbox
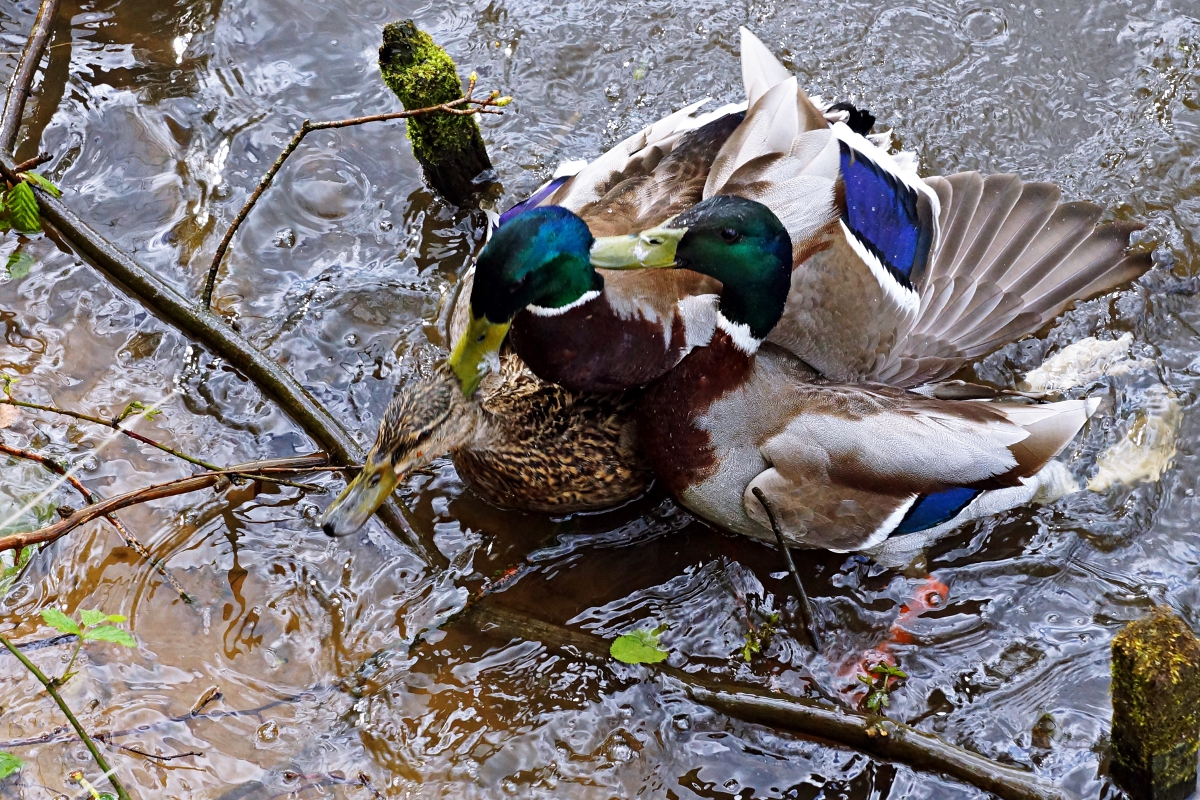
[21,172,62,198]
[610,625,668,665]
[40,607,81,636]
[0,751,22,780]
[0,404,16,429]
[82,625,136,648]
[5,182,40,234]
[5,251,32,281]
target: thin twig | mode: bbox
[11,151,50,173]
[752,487,819,651]
[0,632,76,653]
[0,442,193,603]
[0,396,320,492]
[0,455,329,553]
[0,632,133,800]
[0,151,431,563]
[200,74,506,307]
[3,398,221,469]
[0,0,61,152]
[108,742,202,762]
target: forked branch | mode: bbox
[200,74,509,307]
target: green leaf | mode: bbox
[0,546,33,597]
[82,625,136,648]
[40,607,80,636]
[78,609,112,627]
[77,609,126,627]
[5,251,33,281]
[869,663,907,679]
[5,182,40,234]
[610,626,668,665]
[0,751,22,780]
[21,172,61,198]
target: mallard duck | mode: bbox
[449,27,1149,396]
[319,269,649,536]
[609,195,1103,551]
[323,28,1150,537]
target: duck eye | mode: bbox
[720,228,741,243]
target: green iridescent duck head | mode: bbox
[611,195,793,340]
[449,207,604,395]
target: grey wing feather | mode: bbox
[872,172,1151,386]
[741,383,1096,551]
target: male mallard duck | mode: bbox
[611,195,1101,551]
[449,28,1149,396]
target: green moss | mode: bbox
[378,21,486,166]
[1111,606,1200,797]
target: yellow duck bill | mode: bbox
[590,225,686,269]
[320,460,398,537]
[448,314,510,396]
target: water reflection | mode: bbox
[0,0,1198,797]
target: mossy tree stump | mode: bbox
[379,20,496,207]
[1111,606,1200,800]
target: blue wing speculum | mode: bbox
[893,487,982,536]
[838,139,934,293]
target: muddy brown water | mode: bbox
[0,0,1198,797]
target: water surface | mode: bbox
[0,0,1198,797]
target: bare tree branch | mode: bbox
[462,603,1069,800]
[0,0,61,152]
[0,455,328,553]
[0,151,433,562]
[11,151,51,173]
[0,442,192,603]
[201,74,507,307]
[0,396,319,491]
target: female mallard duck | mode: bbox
[611,195,1100,551]
[450,27,1150,396]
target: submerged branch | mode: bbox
[0,631,133,800]
[201,73,507,307]
[0,150,428,560]
[0,683,331,750]
[0,442,192,603]
[0,396,318,492]
[0,0,61,152]
[0,455,328,553]
[11,151,51,173]
[459,603,1068,800]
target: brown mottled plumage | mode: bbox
[451,353,648,512]
[438,269,649,512]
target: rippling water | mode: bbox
[0,0,1198,797]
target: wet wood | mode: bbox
[0,456,328,553]
[464,602,1069,800]
[0,0,60,152]
[378,20,497,206]
[1111,606,1200,800]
